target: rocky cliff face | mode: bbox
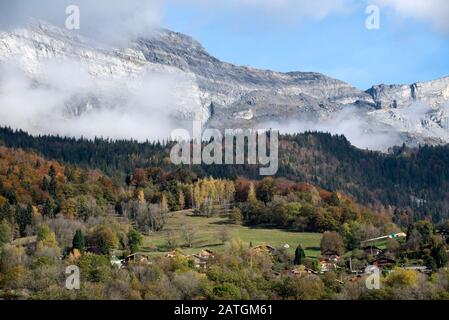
[366,77,449,146]
[137,29,376,129]
[0,20,448,149]
[367,77,449,110]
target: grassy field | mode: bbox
[142,211,322,258]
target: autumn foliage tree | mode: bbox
[320,231,345,256]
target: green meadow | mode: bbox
[142,211,322,257]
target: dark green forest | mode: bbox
[1,126,449,223]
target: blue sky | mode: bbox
[162,1,449,90]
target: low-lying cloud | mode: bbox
[260,107,404,151]
[0,58,201,141]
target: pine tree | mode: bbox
[72,229,85,253]
[294,244,306,265]
[41,177,49,191]
[127,228,143,253]
[43,199,54,218]
[48,165,57,197]
[16,205,32,237]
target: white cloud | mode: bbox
[0,0,162,44]
[260,107,403,151]
[375,0,449,33]
[2,0,446,38]
[0,59,199,141]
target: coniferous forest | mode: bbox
[2,126,448,222]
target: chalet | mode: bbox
[318,250,342,273]
[363,245,383,257]
[370,256,396,269]
[251,245,277,255]
[192,250,215,269]
[321,250,341,263]
[124,253,150,265]
[166,250,187,259]
[291,265,318,276]
[319,260,338,273]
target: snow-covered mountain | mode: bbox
[0,20,207,124]
[0,20,448,149]
[366,77,449,146]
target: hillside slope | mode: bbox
[2,127,449,222]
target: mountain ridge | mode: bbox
[0,19,448,149]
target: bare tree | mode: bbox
[182,222,197,248]
[166,230,179,250]
[122,201,165,233]
[219,226,232,245]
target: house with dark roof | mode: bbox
[370,256,396,269]
[363,245,383,257]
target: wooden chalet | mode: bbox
[291,265,318,276]
[192,250,215,269]
[125,253,150,265]
[318,250,342,273]
[370,256,396,269]
[320,249,341,263]
[363,245,383,257]
[319,260,338,273]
